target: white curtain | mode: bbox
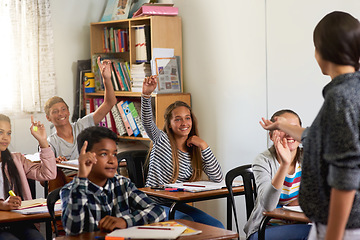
[0,0,56,114]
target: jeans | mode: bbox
[248,224,311,240]
[161,203,224,229]
[0,223,44,240]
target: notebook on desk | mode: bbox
[164,180,243,193]
[106,225,187,239]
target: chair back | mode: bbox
[47,187,61,237]
[117,150,148,188]
[225,164,257,236]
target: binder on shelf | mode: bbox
[111,104,127,136]
[121,101,140,137]
[95,98,108,128]
[118,101,133,136]
[132,4,178,18]
[128,101,148,138]
[85,98,94,115]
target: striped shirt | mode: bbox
[61,176,166,235]
[141,96,223,187]
[278,161,301,207]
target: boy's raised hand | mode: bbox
[97,56,112,83]
[30,115,48,148]
[77,141,97,179]
[142,75,158,95]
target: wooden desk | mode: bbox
[263,208,311,223]
[0,210,62,240]
[140,186,244,229]
[54,219,238,240]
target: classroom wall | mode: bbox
[10,0,360,238]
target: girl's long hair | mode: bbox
[146,101,203,183]
[0,114,23,199]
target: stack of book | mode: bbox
[102,27,129,53]
[130,63,151,92]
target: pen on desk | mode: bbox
[9,190,16,196]
[183,184,206,188]
[94,236,126,240]
[137,226,173,230]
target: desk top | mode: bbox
[54,219,238,240]
[0,210,61,224]
[139,186,244,202]
[263,208,311,223]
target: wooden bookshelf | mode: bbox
[87,16,190,140]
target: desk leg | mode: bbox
[168,202,178,220]
[227,196,232,230]
[46,221,52,240]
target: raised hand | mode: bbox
[30,115,48,148]
[260,116,288,131]
[142,75,158,95]
[186,135,208,150]
[97,56,112,83]
[77,141,97,179]
[273,131,291,166]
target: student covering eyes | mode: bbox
[244,110,311,240]
[141,76,224,229]
[261,11,360,240]
[60,126,166,235]
[0,114,56,240]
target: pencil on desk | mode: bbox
[183,184,206,188]
[137,226,173,230]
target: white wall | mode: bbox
[10,0,360,238]
[174,0,360,238]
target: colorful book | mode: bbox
[110,104,127,136]
[111,61,124,91]
[121,101,140,137]
[118,101,133,136]
[128,101,148,138]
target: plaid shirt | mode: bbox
[60,175,166,235]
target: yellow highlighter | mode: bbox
[33,126,38,132]
[9,190,16,196]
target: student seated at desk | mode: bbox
[44,57,117,192]
[244,110,310,240]
[141,76,224,229]
[0,114,56,240]
[60,126,166,235]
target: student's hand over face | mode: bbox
[30,115,48,148]
[98,215,127,232]
[77,141,97,179]
[97,56,112,84]
[260,116,288,131]
[1,196,22,210]
[142,75,158,95]
[273,131,291,166]
[186,135,208,150]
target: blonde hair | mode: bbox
[146,101,203,183]
[44,96,68,116]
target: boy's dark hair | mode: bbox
[77,126,118,153]
[314,11,360,70]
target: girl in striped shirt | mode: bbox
[244,110,311,240]
[141,76,224,228]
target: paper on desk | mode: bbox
[165,180,243,193]
[283,205,303,213]
[12,200,61,215]
[61,159,78,165]
[107,225,187,239]
[17,198,47,209]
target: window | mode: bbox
[0,0,56,114]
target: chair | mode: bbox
[47,187,61,237]
[117,150,148,188]
[225,164,270,240]
[27,178,36,199]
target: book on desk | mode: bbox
[12,199,61,215]
[164,180,243,193]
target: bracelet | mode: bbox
[141,93,152,98]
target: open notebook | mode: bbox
[164,180,243,193]
[107,225,187,239]
[12,199,61,214]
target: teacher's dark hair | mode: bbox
[313,11,360,70]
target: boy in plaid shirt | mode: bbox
[60,126,166,235]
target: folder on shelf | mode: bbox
[121,101,140,137]
[132,4,178,18]
[117,101,133,136]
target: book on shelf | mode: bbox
[101,0,132,22]
[85,98,95,115]
[111,61,124,91]
[133,24,151,63]
[131,63,151,92]
[117,101,133,136]
[121,101,140,137]
[128,101,148,138]
[132,3,178,18]
[111,103,127,136]
[102,28,129,53]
